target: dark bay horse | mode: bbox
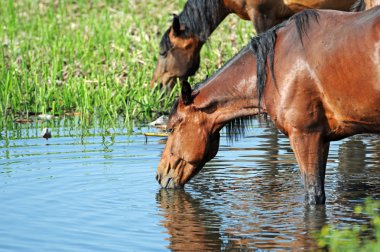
[151,0,362,89]
[156,6,380,205]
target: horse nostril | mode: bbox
[156,173,161,183]
[165,177,172,188]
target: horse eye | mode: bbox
[167,128,174,133]
[159,51,167,57]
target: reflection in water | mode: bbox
[156,186,328,250]
[336,138,370,203]
[2,120,380,251]
[156,189,222,251]
[157,121,380,250]
[328,135,380,208]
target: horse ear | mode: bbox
[172,14,182,36]
[181,80,193,105]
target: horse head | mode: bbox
[151,15,202,90]
[156,80,220,188]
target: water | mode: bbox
[1,119,380,251]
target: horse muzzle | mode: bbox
[150,73,177,91]
[156,155,201,189]
[156,172,184,189]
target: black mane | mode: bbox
[350,0,366,12]
[225,10,320,142]
[250,9,320,113]
[159,0,228,55]
[179,0,229,42]
[169,9,321,142]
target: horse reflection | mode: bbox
[156,186,326,250]
[332,136,380,203]
[156,189,222,251]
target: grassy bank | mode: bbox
[0,0,253,130]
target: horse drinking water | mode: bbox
[156,7,380,205]
[151,0,362,89]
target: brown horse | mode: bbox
[156,6,380,205]
[151,0,362,89]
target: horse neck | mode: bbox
[193,46,261,128]
[179,0,230,42]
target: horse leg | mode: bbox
[289,132,330,205]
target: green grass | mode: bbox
[0,0,253,130]
[316,198,380,252]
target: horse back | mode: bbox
[313,7,380,120]
[269,7,380,137]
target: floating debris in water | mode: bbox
[144,132,168,143]
[144,132,169,137]
[14,118,33,123]
[145,115,169,142]
[64,111,81,116]
[38,114,53,120]
[41,128,52,140]
[149,115,168,130]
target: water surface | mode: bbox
[1,119,380,251]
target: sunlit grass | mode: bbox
[0,0,253,131]
[316,198,380,252]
